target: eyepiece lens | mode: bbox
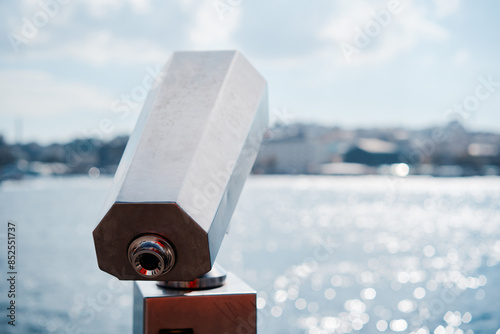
[128,235,176,278]
[139,253,160,271]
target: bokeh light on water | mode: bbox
[0,175,499,333]
[217,175,500,333]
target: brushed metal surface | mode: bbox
[93,51,268,281]
[156,263,227,289]
[134,273,256,334]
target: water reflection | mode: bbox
[0,176,499,333]
[218,176,500,333]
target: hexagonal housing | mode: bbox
[93,51,268,281]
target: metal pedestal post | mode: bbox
[133,272,256,334]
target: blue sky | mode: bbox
[1,0,499,144]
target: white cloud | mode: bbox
[19,0,41,12]
[178,0,196,11]
[79,0,152,17]
[129,0,151,14]
[452,50,470,66]
[187,1,241,48]
[319,0,384,42]
[420,53,437,67]
[433,0,461,18]
[84,0,122,18]
[11,0,120,19]
[318,0,449,66]
[13,31,169,65]
[0,69,113,117]
[12,0,151,23]
[3,1,155,59]
[3,1,238,64]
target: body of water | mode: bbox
[0,175,499,333]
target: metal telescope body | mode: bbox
[93,51,267,333]
[93,50,267,283]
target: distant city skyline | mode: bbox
[1,0,500,144]
[2,122,499,181]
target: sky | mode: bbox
[0,0,499,144]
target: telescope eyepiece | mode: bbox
[138,253,160,271]
[128,235,175,278]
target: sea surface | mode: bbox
[0,175,499,334]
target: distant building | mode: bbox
[256,139,330,174]
[344,138,401,166]
[254,125,333,174]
